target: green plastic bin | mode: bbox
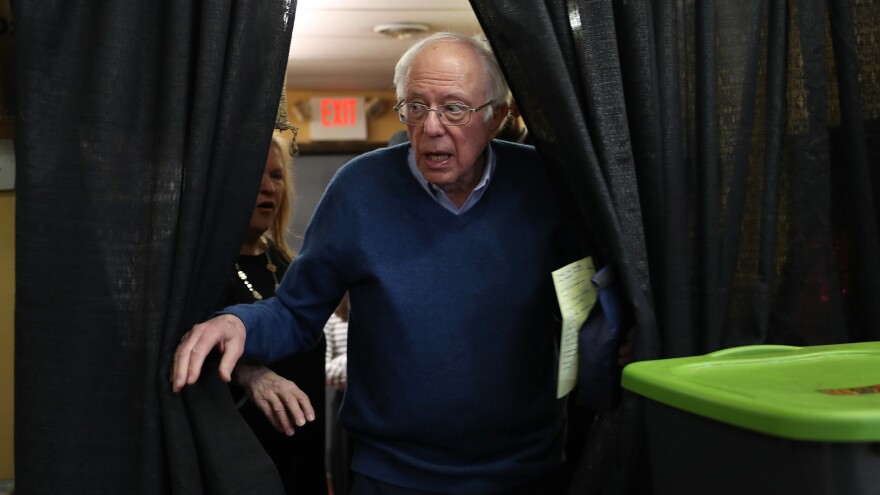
[622,341,880,495]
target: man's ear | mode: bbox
[491,103,512,137]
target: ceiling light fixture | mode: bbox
[373,22,430,40]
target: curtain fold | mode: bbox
[13,1,295,493]
[472,0,880,493]
[471,2,657,494]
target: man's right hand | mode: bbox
[171,314,246,392]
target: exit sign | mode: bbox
[310,96,367,141]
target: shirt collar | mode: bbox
[406,142,496,215]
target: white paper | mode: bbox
[552,257,597,398]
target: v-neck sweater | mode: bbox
[226,140,575,494]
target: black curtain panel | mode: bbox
[472,0,880,494]
[13,1,295,493]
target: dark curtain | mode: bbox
[472,0,880,494]
[13,1,295,493]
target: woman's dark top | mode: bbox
[224,243,327,495]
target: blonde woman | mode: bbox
[226,133,327,495]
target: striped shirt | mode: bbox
[324,313,348,390]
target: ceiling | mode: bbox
[286,0,483,91]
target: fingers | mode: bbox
[170,315,246,392]
[281,385,315,426]
[245,368,316,436]
[171,330,208,392]
[218,337,245,383]
[255,396,295,436]
[254,389,314,436]
[171,335,190,392]
[273,406,296,437]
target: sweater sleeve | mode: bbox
[226,164,358,364]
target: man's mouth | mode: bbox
[426,153,451,162]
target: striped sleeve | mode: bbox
[324,314,348,389]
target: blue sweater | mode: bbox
[228,140,574,494]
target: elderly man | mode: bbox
[174,32,596,494]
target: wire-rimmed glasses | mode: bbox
[393,100,493,126]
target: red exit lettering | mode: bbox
[321,98,358,127]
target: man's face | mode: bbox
[404,42,506,199]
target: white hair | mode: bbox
[393,32,511,123]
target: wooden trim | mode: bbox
[297,141,387,155]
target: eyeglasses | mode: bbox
[393,100,493,126]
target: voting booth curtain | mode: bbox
[472,0,880,493]
[13,1,294,493]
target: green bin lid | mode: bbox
[621,341,880,442]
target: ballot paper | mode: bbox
[552,257,598,398]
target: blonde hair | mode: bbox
[264,132,296,262]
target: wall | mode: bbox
[0,190,12,481]
[289,153,357,253]
[0,0,13,481]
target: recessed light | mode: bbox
[373,22,430,39]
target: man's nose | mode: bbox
[423,110,446,134]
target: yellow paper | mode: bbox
[552,257,597,398]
